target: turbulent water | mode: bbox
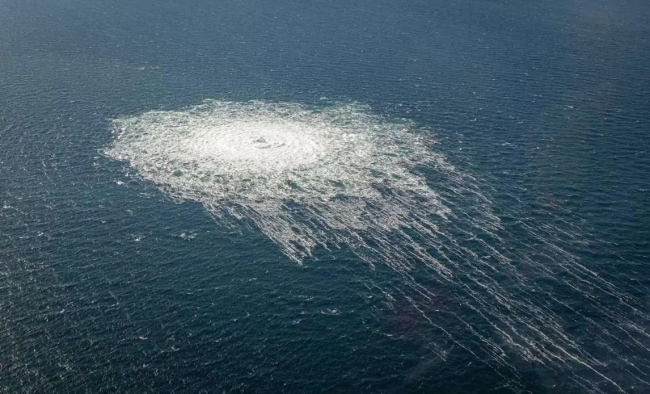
[105,100,650,393]
[105,100,453,265]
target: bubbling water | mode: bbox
[108,101,437,201]
[105,100,650,393]
[106,100,452,266]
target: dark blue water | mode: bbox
[1,0,650,392]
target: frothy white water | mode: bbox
[106,100,451,267]
[106,100,649,393]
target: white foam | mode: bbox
[106,100,449,265]
[105,100,650,392]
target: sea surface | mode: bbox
[1,0,650,393]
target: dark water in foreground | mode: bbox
[1,0,650,392]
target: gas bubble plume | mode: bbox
[105,100,650,393]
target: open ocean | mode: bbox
[1,0,649,392]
